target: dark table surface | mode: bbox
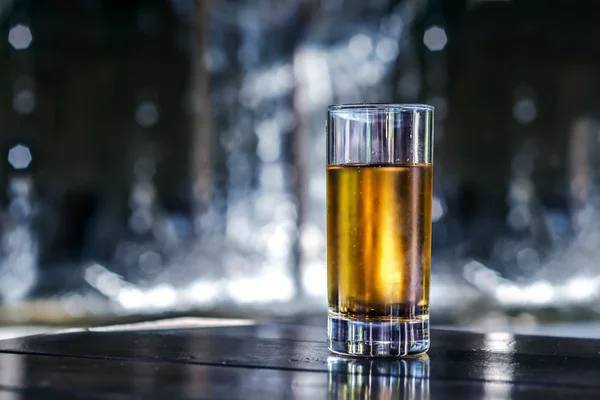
[0,317,598,399]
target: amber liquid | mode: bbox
[327,164,432,322]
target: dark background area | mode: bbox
[0,0,599,328]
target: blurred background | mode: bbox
[1,0,600,334]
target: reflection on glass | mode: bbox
[327,355,430,400]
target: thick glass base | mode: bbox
[327,314,430,357]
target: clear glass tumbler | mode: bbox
[326,104,434,357]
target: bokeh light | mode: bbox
[423,26,447,51]
[8,145,32,170]
[8,24,32,50]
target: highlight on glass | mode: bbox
[326,103,434,357]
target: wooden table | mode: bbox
[0,318,597,399]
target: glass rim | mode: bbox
[327,103,434,113]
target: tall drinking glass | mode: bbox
[326,104,434,357]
